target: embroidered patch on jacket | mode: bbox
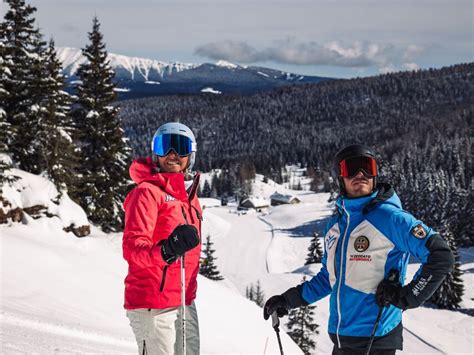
[354,235,370,252]
[326,234,337,250]
[165,194,177,202]
[411,224,427,239]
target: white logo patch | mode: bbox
[165,194,177,202]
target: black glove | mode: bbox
[161,225,199,264]
[263,295,288,320]
[375,269,409,309]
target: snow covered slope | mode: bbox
[0,170,302,354]
[1,171,472,354]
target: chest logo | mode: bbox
[165,194,177,202]
[354,236,370,252]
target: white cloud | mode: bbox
[403,62,420,71]
[195,39,423,72]
[403,44,424,62]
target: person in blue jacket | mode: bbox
[263,144,454,355]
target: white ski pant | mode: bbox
[126,301,199,355]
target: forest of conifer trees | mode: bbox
[0,0,131,232]
[119,62,473,249]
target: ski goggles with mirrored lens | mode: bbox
[339,156,377,178]
[152,133,194,157]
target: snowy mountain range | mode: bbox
[57,47,331,99]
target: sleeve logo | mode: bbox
[411,224,427,239]
[354,235,370,252]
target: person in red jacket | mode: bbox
[123,122,203,355]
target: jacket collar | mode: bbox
[336,182,395,215]
[129,157,200,201]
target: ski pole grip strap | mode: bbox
[282,285,308,309]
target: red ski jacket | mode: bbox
[122,157,202,309]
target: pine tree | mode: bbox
[26,29,52,174]
[37,39,79,192]
[428,227,464,309]
[72,16,131,232]
[201,180,211,198]
[254,280,265,307]
[305,232,324,265]
[199,234,224,281]
[1,0,44,172]
[0,37,13,180]
[286,277,319,355]
[245,281,265,307]
[245,284,254,301]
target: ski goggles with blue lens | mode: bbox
[152,134,194,157]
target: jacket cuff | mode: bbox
[153,242,175,266]
[282,285,308,309]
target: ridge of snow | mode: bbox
[56,47,197,81]
[201,87,222,94]
[215,60,239,69]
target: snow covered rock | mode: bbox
[1,168,90,236]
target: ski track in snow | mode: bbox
[1,312,136,354]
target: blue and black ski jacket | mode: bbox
[283,183,454,350]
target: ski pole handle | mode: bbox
[271,312,280,331]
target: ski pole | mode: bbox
[365,305,383,355]
[181,255,186,355]
[271,312,284,355]
[366,269,399,355]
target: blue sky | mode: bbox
[5,0,473,78]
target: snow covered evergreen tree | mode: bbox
[72,17,131,232]
[37,39,79,192]
[286,276,318,355]
[246,280,265,307]
[25,29,50,174]
[199,234,224,281]
[254,280,265,307]
[305,232,323,265]
[201,180,211,198]
[245,285,254,302]
[0,38,13,180]
[0,0,44,172]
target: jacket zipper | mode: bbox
[159,265,169,292]
[336,202,350,349]
[181,205,189,225]
[192,205,203,230]
[192,205,202,221]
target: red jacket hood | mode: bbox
[129,157,199,201]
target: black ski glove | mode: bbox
[263,285,308,320]
[263,295,288,320]
[375,269,411,310]
[160,225,199,264]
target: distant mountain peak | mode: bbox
[215,60,241,69]
[56,47,197,82]
[56,47,331,98]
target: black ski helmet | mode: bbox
[334,144,378,195]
